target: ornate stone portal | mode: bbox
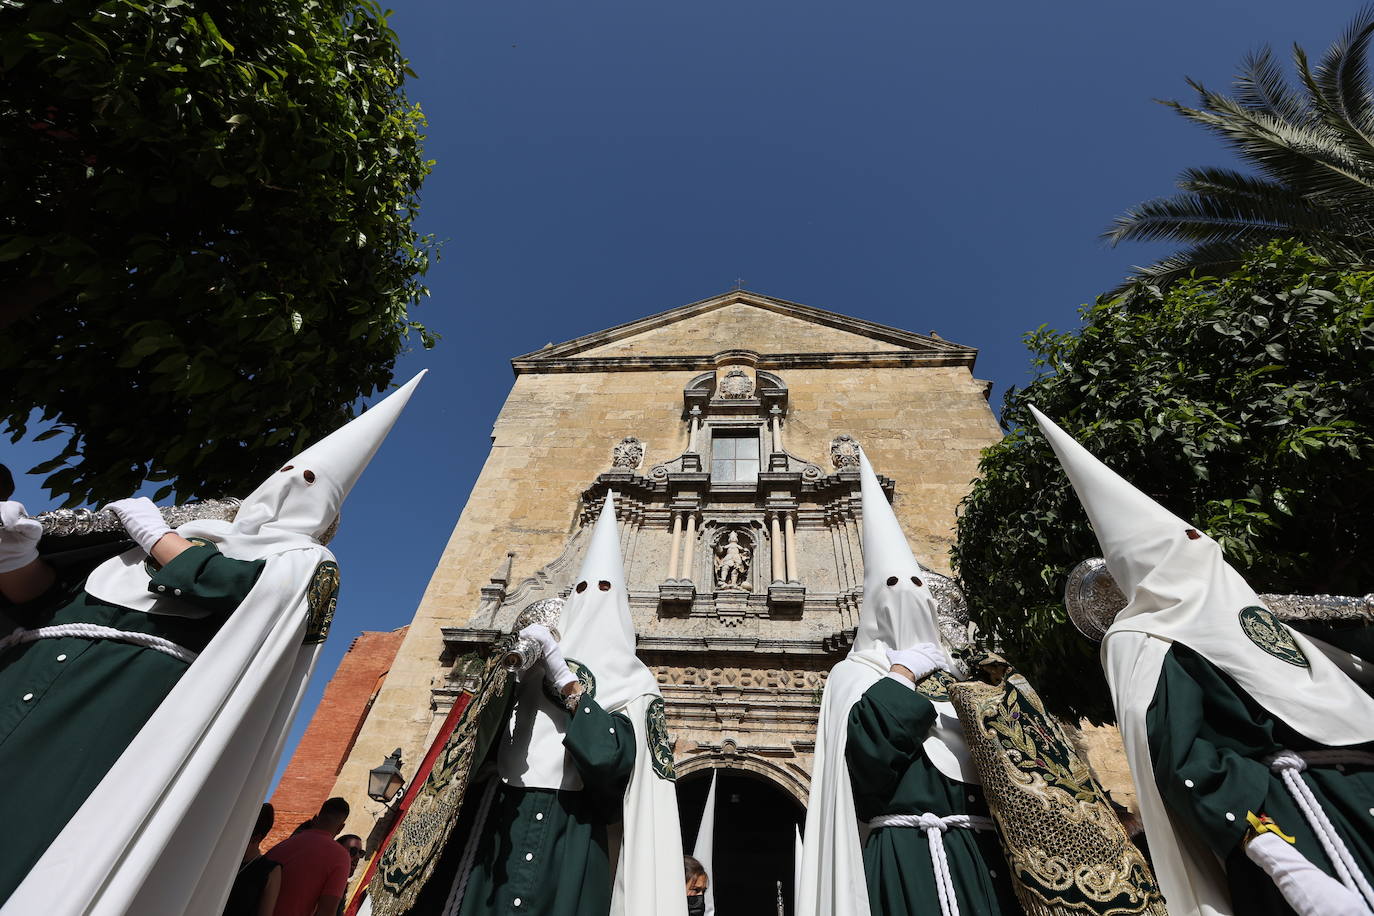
[440,355,977,800]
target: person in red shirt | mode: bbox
[265,798,353,916]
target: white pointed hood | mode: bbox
[559,492,660,709]
[227,369,427,548]
[86,371,427,613]
[1029,404,1374,746]
[692,771,717,916]
[852,449,947,657]
[799,447,977,916]
[496,493,686,916]
[498,492,658,790]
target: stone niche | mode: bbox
[438,359,976,799]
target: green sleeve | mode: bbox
[1146,645,1270,857]
[563,697,635,795]
[147,544,266,615]
[845,677,937,807]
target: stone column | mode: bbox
[769,512,784,583]
[770,405,784,453]
[681,511,697,582]
[784,512,799,584]
[688,406,703,453]
[667,512,683,580]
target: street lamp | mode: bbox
[367,748,405,803]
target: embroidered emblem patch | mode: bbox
[916,669,955,702]
[1238,605,1308,668]
[543,658,596,706]
[304,561,341,645]
[646,695,677,781]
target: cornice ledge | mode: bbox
[512,350,977,375]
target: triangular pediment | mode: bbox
[513,291,974,369]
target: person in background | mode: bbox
[337,835,364,877]
[224,803,282,916]
[336,835,365,916]
[683,855,708,916]
[265,797,353,916]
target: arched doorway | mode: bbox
[678,768,805,916]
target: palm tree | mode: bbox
[1105,9,1374,287]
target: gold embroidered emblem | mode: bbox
[646,695,677,781]
[1239,605,1308,668]
[304,561,340,645]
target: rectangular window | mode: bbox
[711,429,760,482]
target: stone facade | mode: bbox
[269,627,408,847]
[326,291,1004,839]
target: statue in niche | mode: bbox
[713,530,753,591]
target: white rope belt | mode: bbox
[868,812,995,916]
[0,624,198,664]
[1266,749,1374,911]
[441,776,501,916]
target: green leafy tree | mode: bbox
[954,242,1374,723]
[1105,11,1374,287]
[0,0,435,505]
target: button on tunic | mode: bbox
[456,696,635,916]
[0,544,264,903]
[1147,643,1374,913]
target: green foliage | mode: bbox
[1105,10,1374,288]
[0,0,435,505]
[954,242,1374,723]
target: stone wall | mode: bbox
[326,297,1003,841]
[268,627,407,848]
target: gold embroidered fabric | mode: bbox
[948,677,1168,916]
[366,652,512,916]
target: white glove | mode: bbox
[519,624,578,692]
[105,497,172,556]
[0,501,43,573]
[1246,832,1368,916]
[886,643,948,683]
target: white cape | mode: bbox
[1105,625,1374,916]
[2,544,327,915]
[1104,631,1231,916]
[796,652,977,916]
[610,693,688,916]
[693,769,717,916]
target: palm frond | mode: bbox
[1107,240,1258,295]
[1166,93,1374,199]
[1311,6,1374,154]
[1114,11,1374,286]
[1235,47,1311,124]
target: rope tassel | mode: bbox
[1266,750,1374,912]
[867,812,996,916]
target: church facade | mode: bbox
[324,290,1002,853]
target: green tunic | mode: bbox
[0,544,264,902]
[1147,643,1374,915]
[455,696,635,916]
[846,677,1022,915]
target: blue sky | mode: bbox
[5,0,1358,787]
